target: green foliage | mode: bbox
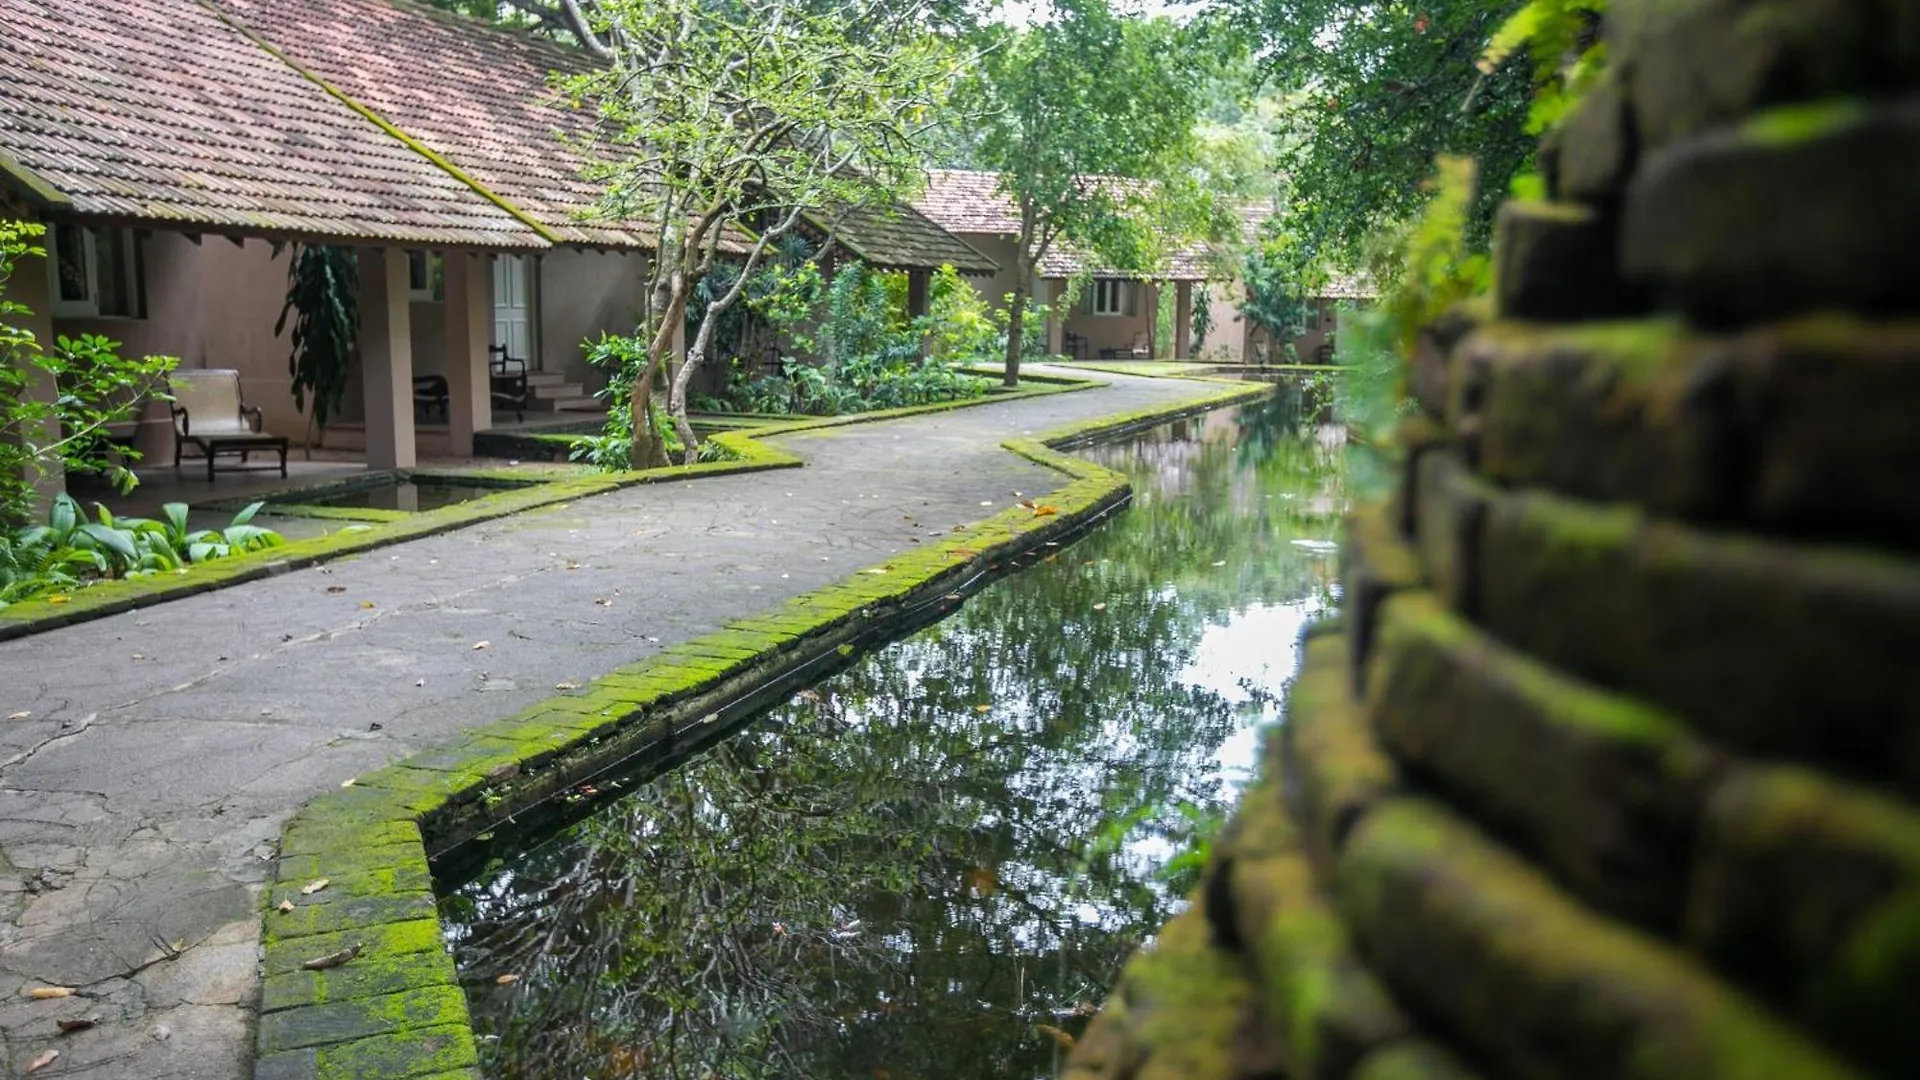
[0,219,179,523]
[1480,0,1608,136]
[1372,155,1491,353]
[0,494,283,608]
[276,244,359,436]
[956,0,1217,382]
[703,264,992,417]
[1229,0,1536,262]
[1192,285,1215,351]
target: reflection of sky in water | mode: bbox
[445,379,1353,1080]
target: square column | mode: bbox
[10,236,62,512]
[357,247,416,469]
[1046,280,1065,356]
[442,252,490,457]
[1175,280,1193,360]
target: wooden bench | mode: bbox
[168,369,289,482]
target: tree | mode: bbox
[1227,0,1537,265]
[0,220,176,523]
[556,0,963,466]
[959,0,1214,387]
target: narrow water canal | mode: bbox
[440,378,1350,1079]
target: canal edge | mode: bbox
[249,375,1273,1080]
[0,374,1100,644]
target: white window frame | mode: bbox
[47,225,142,319]
[1091,279,1131,317]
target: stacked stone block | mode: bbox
[1064,3,1920,1077]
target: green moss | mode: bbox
[1743,98,1868,148]
[308,1022,479,1078]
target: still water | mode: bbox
[440,379,1349,1079]
[290,479,525,513]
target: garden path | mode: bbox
[0,369,1221,1079]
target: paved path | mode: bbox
[0,371,1219,1079]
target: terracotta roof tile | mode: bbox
[818,200,998,275]
[0,0,542,247]
[916,168,1218,281]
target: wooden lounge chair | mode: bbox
[168,369,288,482]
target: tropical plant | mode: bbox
[0,495,285,608]
[0,220,179,525]
[276,244,359,452]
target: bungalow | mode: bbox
[914,173,1375,365]
[914,169,1220,361]
[0,0,991,496]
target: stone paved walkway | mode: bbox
[0,371,1221,1079]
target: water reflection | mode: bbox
[442,378,1349,1079]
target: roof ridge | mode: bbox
[197,0,560,246]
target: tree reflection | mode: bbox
[442,378,1347,1079]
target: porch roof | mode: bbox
[0,0,544,249]
[815,201,999,276]
[915,168,1219,282]
[214,0,644,249]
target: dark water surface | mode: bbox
[440,380,1349,1079]
[293,480,521,512]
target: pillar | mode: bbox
[357,247,416,469]
[1046,280,1065,357]
[1175,280,1193,360]
[442,252,490,457]
[906,269,930,318]
[9,236,62,512]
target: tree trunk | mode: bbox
[667,326,704,466]
[1003,272,1029,389]
[630,284,687,470]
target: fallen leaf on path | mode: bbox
[1030,504,1059,517]
[26,1049,57,1072]
[1092,603,1108,612]
[56,1017,98,1034]
[26,987,73,1000]
[414,679,425,687]
[594,598,612,607]
[554,681,579,691]
[6,711,29,720]
[300,878,329,896]
[495,974,521,986]
[47,596,69,605]
[974,705,991,714]
[472,640,490,650]
[276,899,295,914]
[358,600,374,609]
[341,777,356,787]
[325,586,346,594]
[863,568,889,575]
[1211,560,1227,567]
[300,944,361,971]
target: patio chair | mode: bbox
[489,345,529,422]
[1129,332,1152,360]
[1062,330,1088,361]
[168,369,288,482]
[413,375,450,421]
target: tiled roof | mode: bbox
[916,168,1219,282]
[817,200,998,275]
[0,0,542,248]
[213,0,640,247]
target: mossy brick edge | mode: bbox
[0,372,1111,644]
[250,374,1270,1079]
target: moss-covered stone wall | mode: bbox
[1065,6,1920,1079]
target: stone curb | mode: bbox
[0,376,1100,644]
[249,376,1271,1080]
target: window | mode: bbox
[407,251,444,302]
[1091,279,1132,316]
[48,225,143,318]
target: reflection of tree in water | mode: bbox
[444,379,1348,1079]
